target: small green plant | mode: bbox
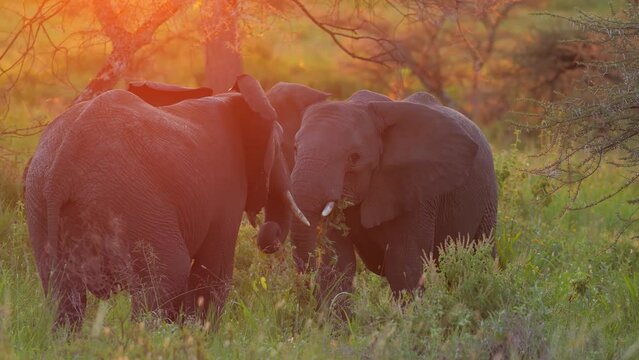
[315,198,354,268]
[319,198,354,237]
[436,236,510,318]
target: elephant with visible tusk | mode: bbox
[257,86,498,302]
[23,75,310,330]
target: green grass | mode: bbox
[2,148,639,358]
[2,1,638,358]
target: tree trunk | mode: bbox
[202,0,243,92]
[74,49,132,104]
[74,1,187,104]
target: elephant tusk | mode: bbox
[321,201,335,217]
[285,191,310,227]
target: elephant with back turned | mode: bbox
[24,75,310,330]
[257,85,498,299]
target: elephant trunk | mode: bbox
[290,211,321,272]
[290,159,343,272]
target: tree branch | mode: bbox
[290,0,396,67]
[74,0,189,104]
[92,0,130,44]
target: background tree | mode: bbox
[202,0,243,92]
[0,0,547,124]
[0,0,617,146]
[531,1,639,227]
[0,1,191,114]
[76,0,189,103]
[509,27,603,103]
[291,0,544,123]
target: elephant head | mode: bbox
[255,82,331,253]
[289,93,479,271]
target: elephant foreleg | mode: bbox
[379,200,438,297]
[316,228,356,317]
[475,202,498,257]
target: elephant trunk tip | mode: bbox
[257,221,283,254]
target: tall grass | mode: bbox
[1,148,639,358]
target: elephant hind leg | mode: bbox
[129,227,191,322]
[184,219,241,322]
[474,203,497,257]
[50,265,87,331]
[185,257,232,322]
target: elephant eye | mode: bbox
[349,152,361,165]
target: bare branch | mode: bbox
[525,4,639,225]
[290,0,396,67]
[291,0,539,118]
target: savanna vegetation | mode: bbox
[1,0,639,358]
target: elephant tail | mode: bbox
[41,182,72,295]
[42,198,60,295]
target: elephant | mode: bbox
[261,87,498,301]
[23,75,310,330]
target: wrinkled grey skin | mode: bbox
[24,75,292,330]
[275,88,498,300]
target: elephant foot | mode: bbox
[257,221,283,254]
[182,278,231,325]
[53,291,87,332]
[50,269,88,332]
[314,265,355,322]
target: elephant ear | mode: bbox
[263,121,286,192]
[230,74,282,186]
[232,74,278,121]
[231,75,290,223]
[127,81,213,106]
[244,120,287,227]
[360,101,479,228]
